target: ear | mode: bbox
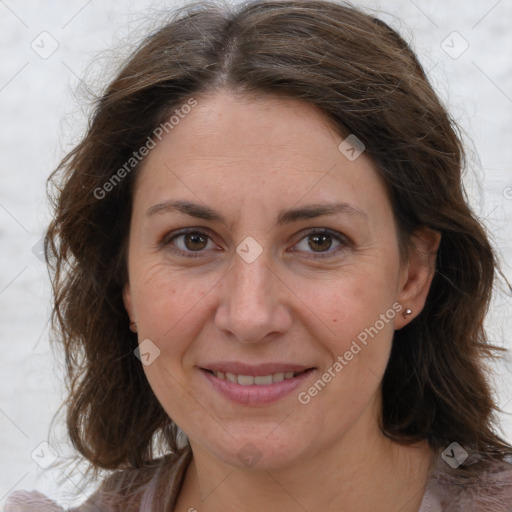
[395,227,441,329]
[123,283,135,323]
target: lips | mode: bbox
[198,362,316,405]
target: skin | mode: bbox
[123,90,441,512]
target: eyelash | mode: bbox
[160,228,350,259]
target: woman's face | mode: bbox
[124,91,423,470]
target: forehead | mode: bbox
[133,91,392,225]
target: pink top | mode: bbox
[5,447,512,511]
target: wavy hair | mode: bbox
[46,0,511,475]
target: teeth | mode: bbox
[212,370,300,385]
[254,375,273,385]
[238,374,254,385]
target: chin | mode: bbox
[196,426,316,471]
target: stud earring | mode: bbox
[129,322,137,333]
[403,308,413,318]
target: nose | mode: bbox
[214,250,293,344]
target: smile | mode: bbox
[199,364,316,405]
[205,369,309,385]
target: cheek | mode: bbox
[299,264,399,345]
[295,279,398,429]
[131,266,216,426]
[292,264,399,402]
[131,264,217,358]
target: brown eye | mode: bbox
[292,229,348,258]
[183,232,209,251]
[308,233,333,252]
[163,230,216,257]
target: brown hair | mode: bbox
[46,0,512,474]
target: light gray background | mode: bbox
[1,0,511,507]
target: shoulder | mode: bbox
[4,490,66,512]
[85,447,192,511]
[4,447,192,512]
[421,451,512,512]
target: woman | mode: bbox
[6,0,512,510]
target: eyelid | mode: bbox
[159,227,215,246]
[158,227,219,256]
[288,227,352,258]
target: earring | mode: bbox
[403,308,413,318]
[129,322,137,333]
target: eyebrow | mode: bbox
[145,200,367,225]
